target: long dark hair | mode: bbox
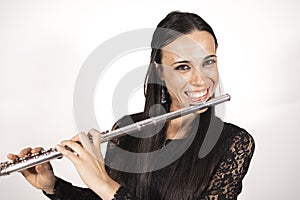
[107,11,222,200]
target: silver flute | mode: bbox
[0,94,230,176]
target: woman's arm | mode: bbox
[44,114,143,200]
[199,128,255,200]
[55,130,120,200]
[43,168,141,200]
[43,177,102,200]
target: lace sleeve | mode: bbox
[113,186,141,200]
[43,177,101,200]
[199,129,255,200]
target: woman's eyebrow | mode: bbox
[203,55,217,60]
[171,60,191,65]
[171,55,217,65]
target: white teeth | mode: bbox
[186,90,207,98]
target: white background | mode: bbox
[0,0,299,199]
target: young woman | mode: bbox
[8,11,255,200]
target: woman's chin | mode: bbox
[196,107,208,114]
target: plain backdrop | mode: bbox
[0,0,299,199]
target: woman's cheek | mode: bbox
[204,68,219,95]
[164,70,189,89]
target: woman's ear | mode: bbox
[154,61,164,81]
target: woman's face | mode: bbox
[159,30,219,112]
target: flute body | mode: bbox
[0,94,230,176]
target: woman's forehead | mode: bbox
[161,31,216,62]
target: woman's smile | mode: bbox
[184,88,209,102]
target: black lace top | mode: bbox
[44,122,255,200]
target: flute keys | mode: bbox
[0,161,11,169]
[14,155,26,163]
[0,147,64,176]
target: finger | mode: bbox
[78,132,103,162]
[88,129,104,162]
[18,147,33,157]
[60,140,86,157]
[20,168,35,178]
[88,129,101,146]
[35,162,53,174]
[70,133,82,142]
[7,153,17,160]
[20,162,52,178]
[31,147,44,154]
[78,132,93,154]
[55,144,80,164]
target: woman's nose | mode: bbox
[190,69,205,86]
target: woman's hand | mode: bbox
[7,147,56,194]
[56,129,120,200]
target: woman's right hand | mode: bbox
[7,147,56,194]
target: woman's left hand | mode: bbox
[56,129,120,200]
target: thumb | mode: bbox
[35,163,52,174]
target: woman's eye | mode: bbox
[202,59,216,67]
[175,65,190,71]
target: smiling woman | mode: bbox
[6,11,255,200]
[159,31,219,112]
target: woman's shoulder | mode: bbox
[223,122,255,144]
[221,122,255,156]
[203,123,255,198]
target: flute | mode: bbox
[0,94,230,176]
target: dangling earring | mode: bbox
[161,87,167,104]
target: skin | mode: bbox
[158,30,219,139]
[55,130,120,199]
[7,30,219,200]
[7,147,56,193]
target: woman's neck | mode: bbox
[165,113,198,139]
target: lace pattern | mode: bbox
[199,125,255,199]
[44,122,255,200]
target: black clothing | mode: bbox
[44,118,254,200]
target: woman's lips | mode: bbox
[184,89,209,102]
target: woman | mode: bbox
[8,11,255,200]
